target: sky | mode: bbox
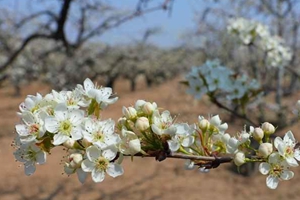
[0,0,205,48]
[99,0,203,47]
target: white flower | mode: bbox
[15,112,46,144]
[134,100,147,111]
[211,132,231,153]
[13,143,46,176]
[226,81,247,100]
[119,129,141,155]
[45,104,83,145]
[186,77,207,100]
[274,131,300,167]
[167,123,195,152]
[51,90,85,109]
[81,146,124,183]
[259,152,294,189]
[76,78,118,108]
[96,87,118,109]
[83,118,120,154]
[19,93,43,114]
[151,110,176,135]
[209,115,228,134]
[227,128,250,154]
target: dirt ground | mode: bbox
[1,76,300,200]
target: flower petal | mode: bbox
[281,170,294,180]
[24,163,36,176]
[284,131,295,144]
[274,137,282,150]
[81,159,94,172]
[259,162,270,175]
[15,124,28,136]
[70,128,83,141]
[91,169,105,183]
[106,163,124,178]
[76,168,87,184]
[45,117,59,133]
[266,175,279,189]
[102,147,117,161]
[286,157,299,167]
[182,136,194,147]
[53,133,69,145]
[294,149,300,161]
[84,78,94,92]
[86,146,101,162]
[167,139,180,152]
[36,151,46,164]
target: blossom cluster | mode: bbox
[13,78,300,190]
[227,17,292,67]
[185,59,260,100]
[13,78,122,183]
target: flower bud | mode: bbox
[69,153,83,168]
[234,151,245,166]
[142,102,155,115]
[135,117,150,131]
[122,106,137,119]
[261,122,275,135]
[198,118,210,131]
[258,143,273,158]
[253,127,264,142]
[63,138,76,149]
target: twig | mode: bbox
[127,152,233,163]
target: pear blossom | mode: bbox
[76,78,118,108]
[81,146,124,183]
[274,131,300,167]
[226,127,252,154]
[19,93,44,114]
[211,132,231,153]
[51,89,85,109]
[15,112,46,144]
[83,118,120,153]
[13,142,46,176]
[45,105,84,145]
[151,110,176,135]
[134,100,147,111]
[119,129,141,155]
[208,115,228,134]
[186,77,207,99]
[167,123,195,152]
[259,152,294,189]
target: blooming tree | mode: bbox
[13,78,300,190]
